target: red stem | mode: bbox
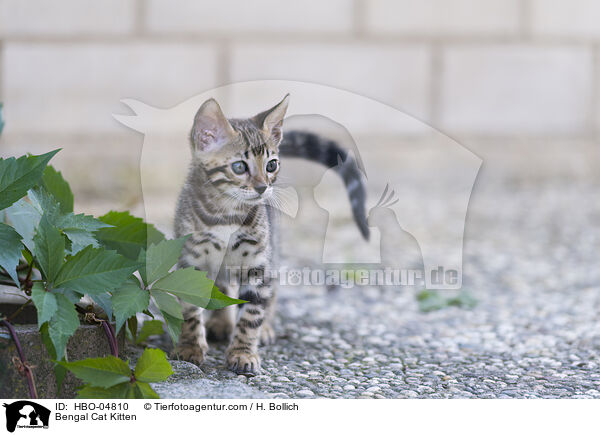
[0,319,38,399]
[100,320,119,358]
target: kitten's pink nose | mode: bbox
[254,184,268,195]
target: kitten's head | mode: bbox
[190,95,289,205]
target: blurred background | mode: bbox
[0,0,598,207]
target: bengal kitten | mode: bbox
[174,95,368,375]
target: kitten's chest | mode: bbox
[183,204,272,276]
[204,223,270,273]
[209,218,270,255]
[209,225,239,246]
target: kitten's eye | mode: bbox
[266,159,278,173]
[231,161,247,175]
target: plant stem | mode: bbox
[6,299,33,322]
[25,262,34,281]
[77,305,119,357]
[0,319,38,399]
[18,263,35,294]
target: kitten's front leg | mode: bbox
[174,303,208,365]
[226,267,273,376]
[175,231,227,365]
[205,279,237,342]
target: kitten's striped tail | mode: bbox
[279,130,369,240]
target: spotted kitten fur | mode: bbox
[174,95,368,375]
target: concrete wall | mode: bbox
[0,0,597,212]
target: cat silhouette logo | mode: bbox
[3,401,50,432]
[114,80,481,289]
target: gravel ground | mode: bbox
[144,180,600,399]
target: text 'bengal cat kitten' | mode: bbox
[174,95,368,375]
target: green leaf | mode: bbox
[40,323,67,394]
[55,212,111,255]
[416,290,447,312]
[0,149,59,210]
[62,228,98,254]
[416,289,478,312]
[144,237,188,285]
[33,215,65,283]
[152,268,243,309]
[134,382,160,399]
[28,185,61,223]
[39,322,57,359]
[54,246,139,295]
[90,292,113,320]
[204,285,247,310]
[0,222,23,286]
[161,310,183,345]
[31,283,58,328]
[57,212,111,233]
[151,268,212,307]
[22,248,33,265]
[4,199,40,252]
[134,348,173,383]
[76,383,136,399]
[42,165,73,214]
[447,291,478,309]
[54,287,81,304]
[135,320,164,344]
[49,293,80,359]
[54,364,68,395]
[127,316,138,342]
[152,290,183,320]
[136,248,148,284]
[95,211,165,261]
[59,356,131,388]
[112,282,150,333]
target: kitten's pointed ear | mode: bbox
[191,98,237,152]
[254,94,290,144]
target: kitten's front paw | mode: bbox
[259,324,276,345]
[205,317,233,342]
[226,349,261,376]
[174,344,207,366]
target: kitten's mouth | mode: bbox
[245,195,266,203]
[232,193,265,204]
[230,188,272,204]
[246,189,272,202]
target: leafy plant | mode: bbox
[132,319,164,345]
[0,149,245,398]
[59,348,173,398]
